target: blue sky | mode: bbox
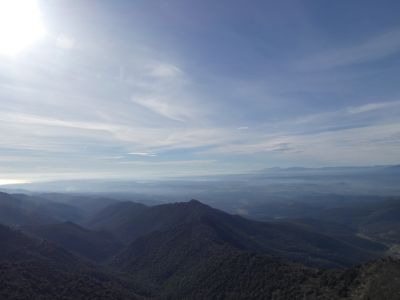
[0,0,400,182]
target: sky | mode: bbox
[0,0,400,183]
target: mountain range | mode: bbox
[0,191,399,299]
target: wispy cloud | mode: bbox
[204,122,400,165]
[128,152,157,157]
[131,96,193,122]
[299,27,400,69]
[0,112,120,131]
[346,100,400,114]
[147,62,182,78]
[1,98,399,167]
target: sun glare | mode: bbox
[0,0,46,56]
[0,179,31,186]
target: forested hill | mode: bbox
[0,192,400,299]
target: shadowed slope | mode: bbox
[0,224,147,300]
[23,222,123,262]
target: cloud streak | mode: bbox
[299,27,400,70]
[128,152,157,157]
[346,100,400,115]
[0,1,399,180]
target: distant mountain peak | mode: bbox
[184,199,214,212]
[188,199,204,205]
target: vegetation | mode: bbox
[0,192,399,299]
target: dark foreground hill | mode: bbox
[1,193,400,299]
[0,224,147,300]
[0,192,84,226]
[23,222,123,262]
[2,222,400,300]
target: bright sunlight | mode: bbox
[0,0,46,56]
[0,179,31,186]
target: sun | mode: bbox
[0,0,46,56]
